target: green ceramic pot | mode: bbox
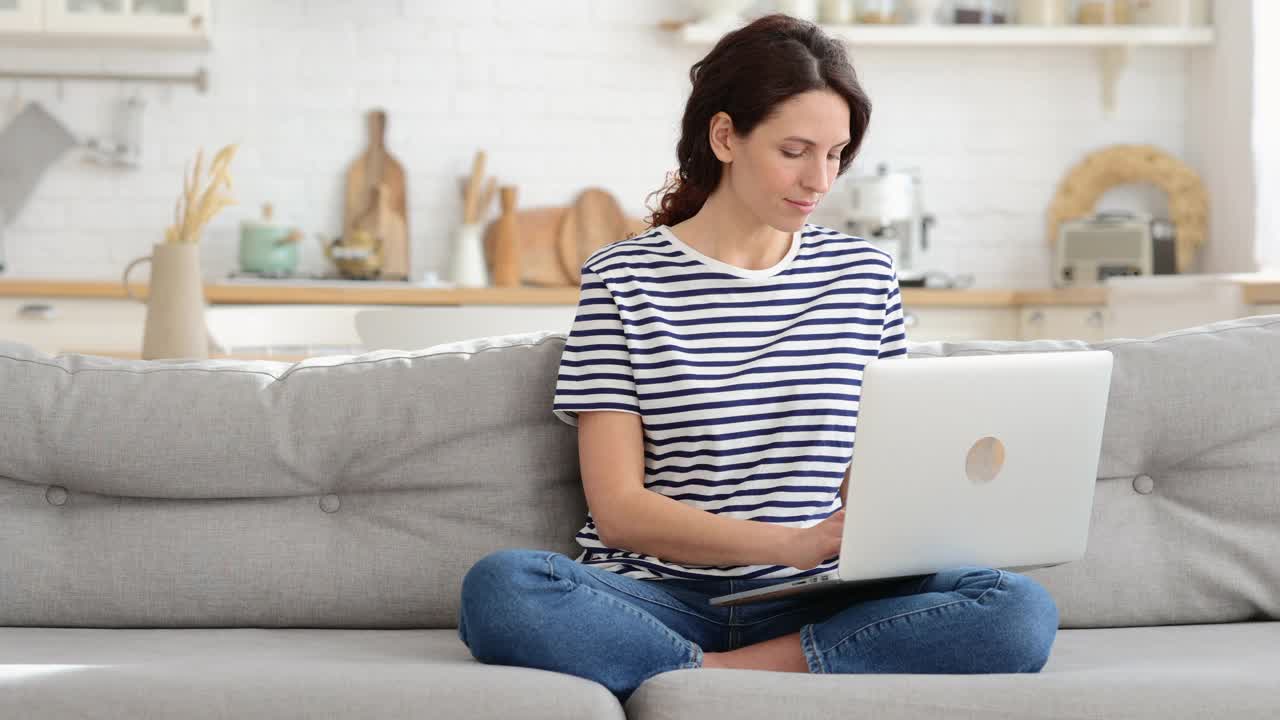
[239,214,299,274]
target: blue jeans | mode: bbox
[458,549,1059,704]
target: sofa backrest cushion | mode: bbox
[2,315,1278,629]
[0,334,586,628]
[909,315,1280,628]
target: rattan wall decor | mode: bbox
[1047,144,1208,273]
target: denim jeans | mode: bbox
[457,548,1059,704]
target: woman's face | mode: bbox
[712,89,852,229]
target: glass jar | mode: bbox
[820,0,856,23]
[1077,0,1133,24]
[776,0,821,21]
[910,0,946,24]
[858,0,901,23]
[1015,0,1070,24]
[1132,0,1209,26]
[951,0,1011,23]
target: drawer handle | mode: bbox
[17,302,58,320]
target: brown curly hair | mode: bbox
[643,13,872,230]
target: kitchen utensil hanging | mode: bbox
[0,102,79,229]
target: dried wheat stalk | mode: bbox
[166,143,240,244]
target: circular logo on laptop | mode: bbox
[965,436,1005,484]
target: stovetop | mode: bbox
[223,270,453,288]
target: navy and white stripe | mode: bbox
[552,223,908,581]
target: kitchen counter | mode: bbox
[0,278,1277,307]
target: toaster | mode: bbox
[1053,212,1177,288]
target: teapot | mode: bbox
[317,229,383,280]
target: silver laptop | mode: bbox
[709,349,1114,607]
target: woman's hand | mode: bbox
[781,508,845,570]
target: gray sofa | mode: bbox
[2,314,1278,720]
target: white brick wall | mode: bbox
[0,0,1235,287]
[1256,1,1277,272]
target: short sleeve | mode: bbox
[552,265,641,427]
[877,264,909,360]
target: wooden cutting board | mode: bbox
[352,182,408,280]
[484,206,569,286]
[344,109,409,279]
[483,201,651,287]
[558,188,647,284]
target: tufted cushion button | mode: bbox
[46,485,68,506]
[1132,474,1155,495]
[319,494,341,513]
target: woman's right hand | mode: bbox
[781,508,845,570]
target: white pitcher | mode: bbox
[448,222,490,288]
[122,241,211,360]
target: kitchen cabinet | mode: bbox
[0,296,144,355]
[0,297,577,357]
[1019,305,1106,342]
[5,281,1280,359]
[903,307,1021,342]
[1,300,1024,355]
[0,0,42,30]
[0,0,210,49]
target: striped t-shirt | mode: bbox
[551,222,908,581]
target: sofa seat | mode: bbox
[0,627,624,720]
[626,621,1280,720]
[4,622,1275,719]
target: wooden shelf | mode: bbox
[677,21,1213,113]
[0,280,581,306]
[3,279,1273,307]
[680,22,1214,47]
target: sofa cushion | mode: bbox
[0,333,586,628]
[626,621,1280,720]
[0,627,623,720]
[906,314,1280,628]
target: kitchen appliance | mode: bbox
[1053,211,1177,288]
[841,163,936,286]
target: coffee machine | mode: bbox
[841,163,936,287]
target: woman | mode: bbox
[457,13,1058,703]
